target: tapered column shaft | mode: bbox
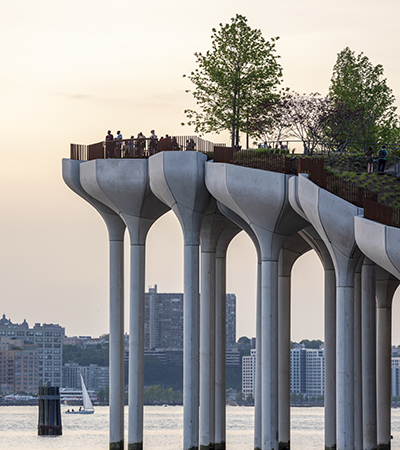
[184,244,200,450]
[361,259,377,450]
[200,251,216,449]
[109,239,125,450]
[325,268,336,450]
[377,305,391,450]
[278,274,290,450]
[337,286,355,450]
[254,261,262,450]
[128,244,145,450]
[262,260,279,450]
[353,271,363,450]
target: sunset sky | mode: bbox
[1,0,400,343]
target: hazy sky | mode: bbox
[1,0,400,343]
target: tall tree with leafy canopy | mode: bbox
[183,14,283,147]
[329,46,398,145]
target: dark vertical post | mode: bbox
[38,386,62,436]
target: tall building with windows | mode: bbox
[242,345,325,400]
[290,345,324,398]
[226,294,236,348]
[0,315,64,388]
[144,286,236,352]
[242,349,256,400]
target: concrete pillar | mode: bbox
[149,151,211,450]
[299,226,337,450]
[353,269,363,450]
[254,260,262,450]
[324,266,337,450]
[261,258,279,450]
[361,258,377,450]
[214,252,226,450]
[291,174,363,450]
[200,250,216,449]
[214,218,241,450]
[62,159,127,450]
[200,201,237,450]
[376,269,399,450]
[109,238,125,450]
[277,237,310,450]
[206,164,307,450]
[336,284,356,449]
[128,244,145,450]
[78,158,169,450]
[216,202,262,450]
[185,243,201,449]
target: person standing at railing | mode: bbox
[187,138,196,151]
[115,130,123,158]
[149,130,157,155]
[138,132,146,156]
[366,146,374,173]
[171,136,179,151]
[378,145,388,173]
[105,130,114,158]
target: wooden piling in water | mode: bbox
[38,386,62,436]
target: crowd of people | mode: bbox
[104,130,196,158]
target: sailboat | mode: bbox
[65,373,95,414]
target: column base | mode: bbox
[110,441,124,450]
[215,442,225,450]
[279,441,290,449]
[128,443,143,450]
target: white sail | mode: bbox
[80,373,94,411]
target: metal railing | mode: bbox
[70,135,225,161]
[364,200,400,228]
[297,157,377,208]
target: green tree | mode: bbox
[328,46,398,145]
[183,14,283,147]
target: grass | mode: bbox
[314,154,400,209]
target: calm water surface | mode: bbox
[2,405,400,449]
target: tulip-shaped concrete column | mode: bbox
[62,159,126,450]
[354,216,400,449]
[217,202,262,450]
[277,234,310,450]
[149,151,211,450]
[206,163,307,450]
[291,174,363,449]
[214,216,242,450]
[298,226,337,450]
[361,257,377,450]
[79,159,169,450]
[376,268,399,450]
[200,199,241,450]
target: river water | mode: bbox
[2,405,400,449]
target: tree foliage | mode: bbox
[183,14,283,147]
[329,46,398,144]
[63,344,109,366]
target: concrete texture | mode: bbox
[355,216,400,280]
[149,151,211,450]
[206,162,307,450]
[290,174,364,450]
[64,152,400,450]
[79,158,169,449]
[62,159,126,450]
